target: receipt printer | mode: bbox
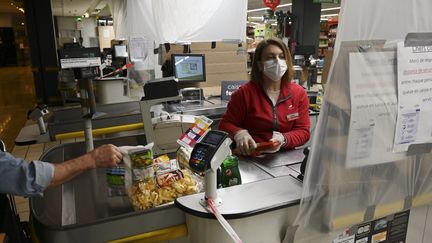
[180,87,203,103]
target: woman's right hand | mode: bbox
[234,130,257,156]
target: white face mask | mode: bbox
[262,58,288,81]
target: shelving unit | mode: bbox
[318,19,338,58]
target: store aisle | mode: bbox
[0,67,36,151]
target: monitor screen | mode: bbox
[114,45,128,58]
[172,54,206,82]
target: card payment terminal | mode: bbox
[189,130,232,205]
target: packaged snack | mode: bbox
[128,169,199,210]
[130,148,153,167]
[154,155,180,174]
[106,166,126,197]
[156,170,184,187]
[176,146,192,169]
[123,145,203,210]
[128,147,154,182]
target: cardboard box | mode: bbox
[98,26,115,51]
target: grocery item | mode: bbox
[127,147,154,182]
[156,170,184,187]
[154,154,180,173]
[123,145,202,210]
[218,155,242,188]
[129,169,199,210]
[176,146,192,170]
[106,166,126,196]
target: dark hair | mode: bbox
[250,37,294,84]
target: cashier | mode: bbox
[218,38,310,155]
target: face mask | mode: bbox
[262,58,288,81]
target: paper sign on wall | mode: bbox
[393,42,432,152]
[129,35,155,70]
[346,52,406,168]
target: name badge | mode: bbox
[287,112,299,121]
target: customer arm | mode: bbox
[49,144,122,188]
[282,90,311,149]
[0,151,54,196]
[0,144,122,196]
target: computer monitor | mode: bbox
[172,54,206,83]
[114,45,128,58]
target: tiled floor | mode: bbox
[0,66,37,221]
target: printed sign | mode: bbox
[221,80,247,101]
[346,52,406,168]
[393,42,432,152]
[335,210,410,243]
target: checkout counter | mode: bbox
[28,76,320,243]
[30,133,305,243]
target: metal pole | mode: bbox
[84,118,94,152]
[37,116,47,134]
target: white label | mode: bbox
[60,57,101,69]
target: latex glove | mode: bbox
[261,131,286,154]
[234,130,257,156]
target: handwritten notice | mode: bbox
[393,42,432,152]
[346,52,406,168]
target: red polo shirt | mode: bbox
[218,81,310,149]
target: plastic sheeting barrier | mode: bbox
[108,0,247,45]
[284,0,432,242]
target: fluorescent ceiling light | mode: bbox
[321,7,341,12]
[247,3,292,13]
[247,21,261,25]
[321,13,339,18]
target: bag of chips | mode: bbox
[122,144,201,210]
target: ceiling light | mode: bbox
[247,3,292,13]
[18,8,24,13]
[321,13,339,17]
[321,7,341,12]
[21,22,24,25]
[247,21,260,25]
[84,12,90,18]
[10,2,13,5]
[248,16,263,20]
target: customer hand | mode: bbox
[261,131,286,154]
[234,130,257,156]
[90,144,123,168]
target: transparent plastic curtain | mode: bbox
[286,0,432,242]
[109,0,247,45]
[109,0,127,39]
